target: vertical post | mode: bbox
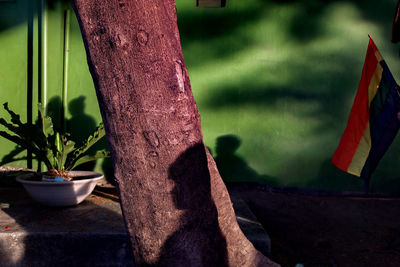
[62,9,71,133]
[39,0,48,111]
[37,0,48,171]
[27,0,35,169]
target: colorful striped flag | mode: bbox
[332,36,400,185]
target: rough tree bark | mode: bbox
[71,1,278,266]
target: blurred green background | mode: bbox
[1,0,400,193]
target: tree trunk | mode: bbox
[71,1,278,266]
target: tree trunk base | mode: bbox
[71,0,279,266]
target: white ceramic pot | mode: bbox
[16,171,103,207]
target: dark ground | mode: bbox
[2,166,400,267]
[228,184,400,267]
[96,182,400,266]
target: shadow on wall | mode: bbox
[310,157,400,194]
[178,0,397,67]
[66,96,115,184]
[308,158,364,192]
[0,146,27,169]
[2,0,399,192]
[157,143,228,266]
[213,135,278,186]
[66,96,98,171]
[48,96,116,184]
[186,0,400,193]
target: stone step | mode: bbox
[0,187,270,266]
[230,196,271,257]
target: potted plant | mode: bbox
[0,102,110,206]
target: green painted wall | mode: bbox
[1,0,400,193]
[0,0,105,172]
[178,0,400,194]
[0,0,31,167]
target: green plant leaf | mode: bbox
[59,139,76,170]
[68,150,110,170]
[38,103,54,137]
[75,122,106,156]
[45,148,56,170]
[67,123,106,166]
[0,103,109,172]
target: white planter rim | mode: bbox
[16,170,104,207]
[16,171,103,185]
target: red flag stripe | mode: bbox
[331,39,379,172]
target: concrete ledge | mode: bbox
[0,187,133,267]
[230,196,271,257]
[0,187,270,266]
[0,232,133,267]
